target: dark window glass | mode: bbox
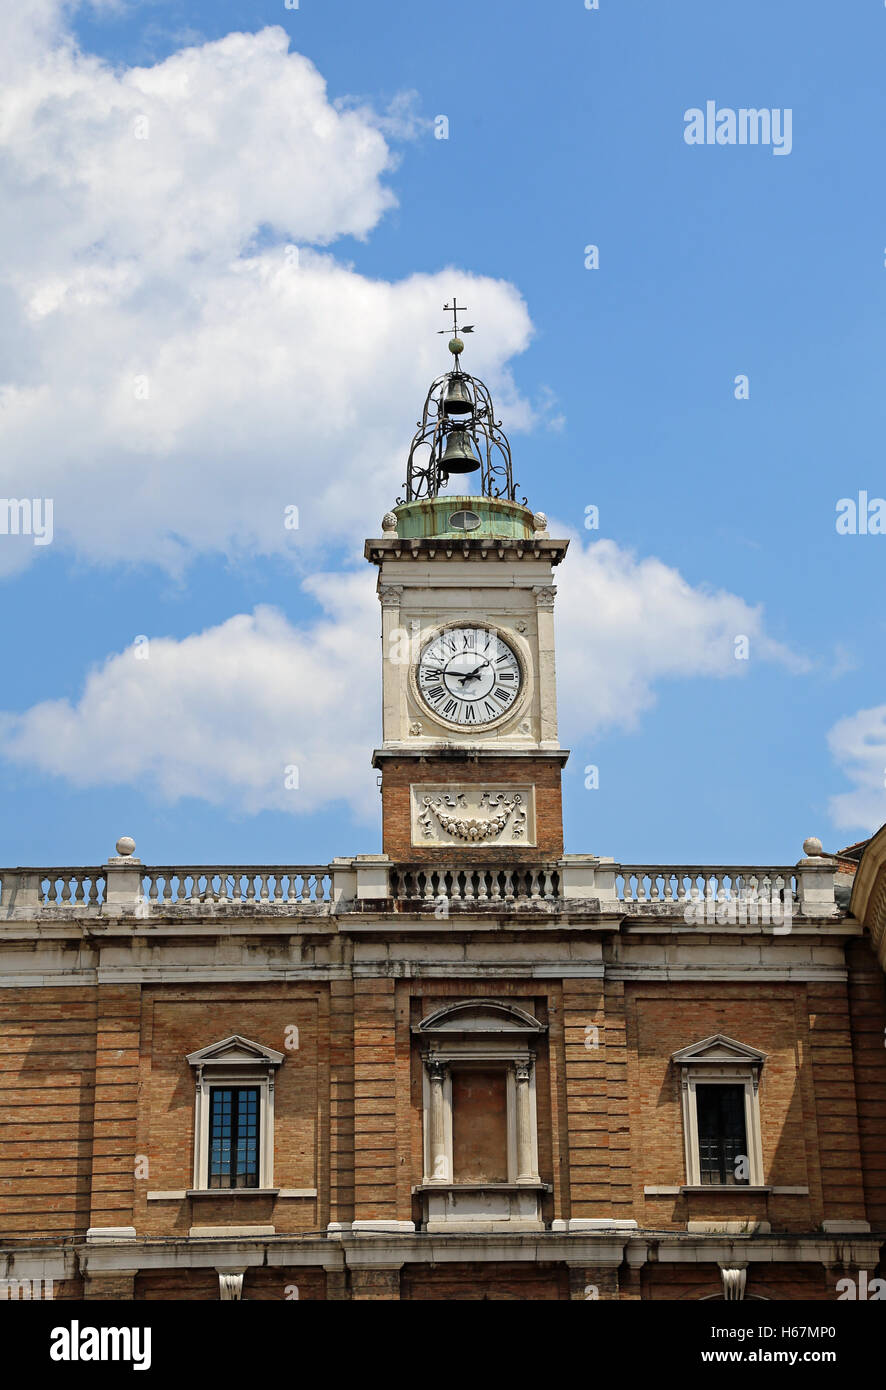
[696,1084,748,1186]
[209,1086,260,1189]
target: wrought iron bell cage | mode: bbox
[399,367,524,505]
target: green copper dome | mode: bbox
[392,496,538,541]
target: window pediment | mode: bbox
[415,1000,545,1036]
[672,1034,766,1068]
[186,1034,284,1070]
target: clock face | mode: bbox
[417,626,522,726]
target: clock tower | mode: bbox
[366,303,569,863]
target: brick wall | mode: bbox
[847,938,886,1227]
[401,1261,569,1300]
[0,987,97,1237]
[0,942,883,1299]
[379,754,564,859]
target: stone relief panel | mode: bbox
[410,784,537,847]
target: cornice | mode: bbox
[365,535,569,565]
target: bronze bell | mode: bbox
[440,426,481,474]
[442,374,473,416]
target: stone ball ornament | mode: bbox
[381,512,398,533]
[532,511,549,532]
[803,836,824,858]
[115,836,136,857]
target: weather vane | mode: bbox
[437,297,474,340]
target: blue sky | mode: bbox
[1,0,884,869]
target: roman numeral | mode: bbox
[426,685,445,700]
[484,700,497,718]
[443,698,457,716]
[498,671,515,681]
[464,703,476,721]
[494,687,511,703]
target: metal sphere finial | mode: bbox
[449,336,464,356]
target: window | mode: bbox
[696,1084,748,1186]
[672,1034,767,1189]
[209,1086,260,1189]
[186,1035,284,1193]
[413,1000,548,1231]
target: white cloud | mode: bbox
[555,536,805,736]
[0,13,533,575]
[0,573,381,820]
[827,705,886,833]
[0,538,803,819]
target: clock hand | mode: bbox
[457,660,490,685]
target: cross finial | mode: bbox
[437,297,474,342]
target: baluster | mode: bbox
[622,872,634,903]
[149,874,159,903]
[301,874,312,903]
[529,871,541,902]
[245,874,256,902]
[760,874,772,917]
[503,871,515,903]
[490,872,502,902]
[477,871,488,902]
[648,873,660,903]
[60,877,72,904]
[423,873,435,901]
[703,874,715,913]
[258,873,269,903]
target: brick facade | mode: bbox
[1,925,883,1299]
[377,752,566,860]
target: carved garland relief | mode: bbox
[410,785,536,847]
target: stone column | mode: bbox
[720,1265,747,1300]
[533,584,559,749]
[515,1060,538,1183]
[218,1270,245,1301]
[378,582,403,744]
[427,1061,448,1182]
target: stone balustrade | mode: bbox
[140,867,332,905]
[0,840,840,920]
[389,865,561,904]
